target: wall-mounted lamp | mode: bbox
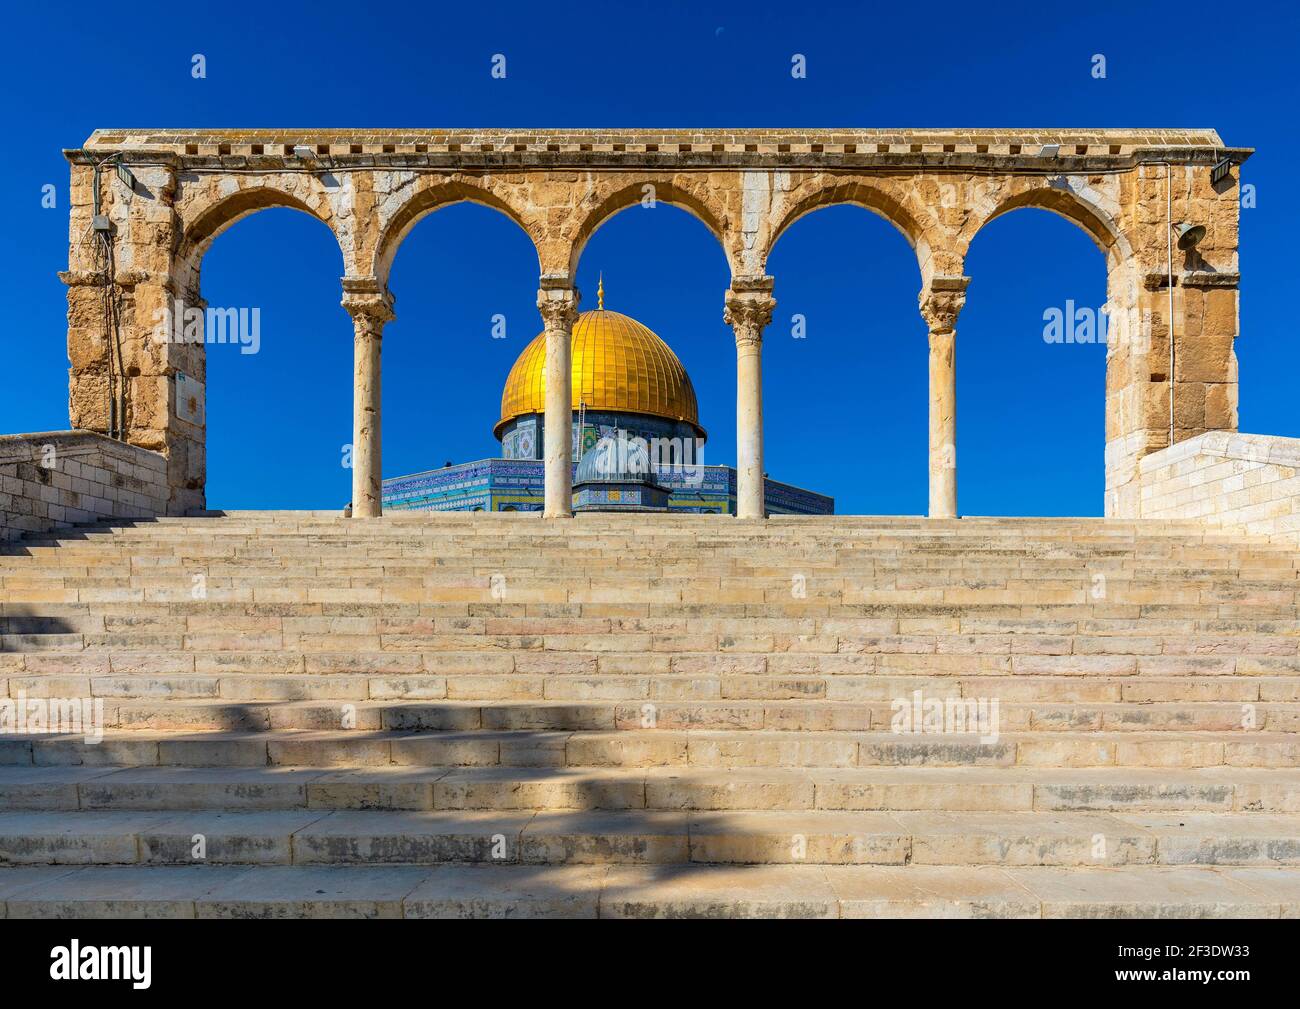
[1172,222,1206,250]
[114,163,136,194]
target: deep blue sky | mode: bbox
[3,0,1296,515]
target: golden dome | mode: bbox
[495,302,703,438]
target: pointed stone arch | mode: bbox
[564,176,738,279]
[174,174,347,301]
[758,175,945,283]
[368,173,545,287]
[959,177,1132,265]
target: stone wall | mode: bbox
[0,431,169,541]
[1136,432,1300,543]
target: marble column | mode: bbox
[919,276,970,519]
[342,281,395,518]
[724,280,776,520]
[538,285,580,518]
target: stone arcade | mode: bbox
[54,128,1247,524]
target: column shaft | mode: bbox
[928,330,957,518]
[724,284,776,520]
[342,283,395,518]
[352,325,383,516]
[539,287,580,518]
[735,339,764,518]
[920,277,969,520]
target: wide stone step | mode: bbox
[7,606,1298,632]
[5,589,1293,606]
[6,698,1295,734]
[10,654,1300,692]
[7,556,1275,572]
[4,727,1297,770]
[5,564,1294,581]
[0,862,1296,917]
[11,672,1300,706]
[1,764,1293,812]
[4,549,1286,567]
[1,808,1297,868]
[8,628,1300,658]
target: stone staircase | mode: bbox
[1,511,1298,917]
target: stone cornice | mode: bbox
[1181,270,1242,289]
[1143,271,1242,291]
[65,128,1250,173]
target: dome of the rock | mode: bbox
[494,301,703,440]
[382,278,833,517]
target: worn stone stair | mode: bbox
[1,511,1298,917]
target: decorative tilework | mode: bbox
[384,459,833,515]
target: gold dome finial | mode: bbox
[597,272,604,311]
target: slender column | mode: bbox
[724,280,776,519]
[538,285,580,518]
[919,276,970,519]
[342,281,395,518]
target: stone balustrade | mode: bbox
[1136,432,1300,544]
[0,432,168,541]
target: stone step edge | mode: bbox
[4,728,1298,771]
[2,807,1298,870]
[1,863,1296,918]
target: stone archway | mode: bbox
[63,129,1247,518]
[564,175,740,278]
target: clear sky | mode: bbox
[2,0,1296,515]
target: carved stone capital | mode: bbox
[724,289,776,349]
[919,275,971,335]
[536,286,579,331]
[341,276,395,336]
